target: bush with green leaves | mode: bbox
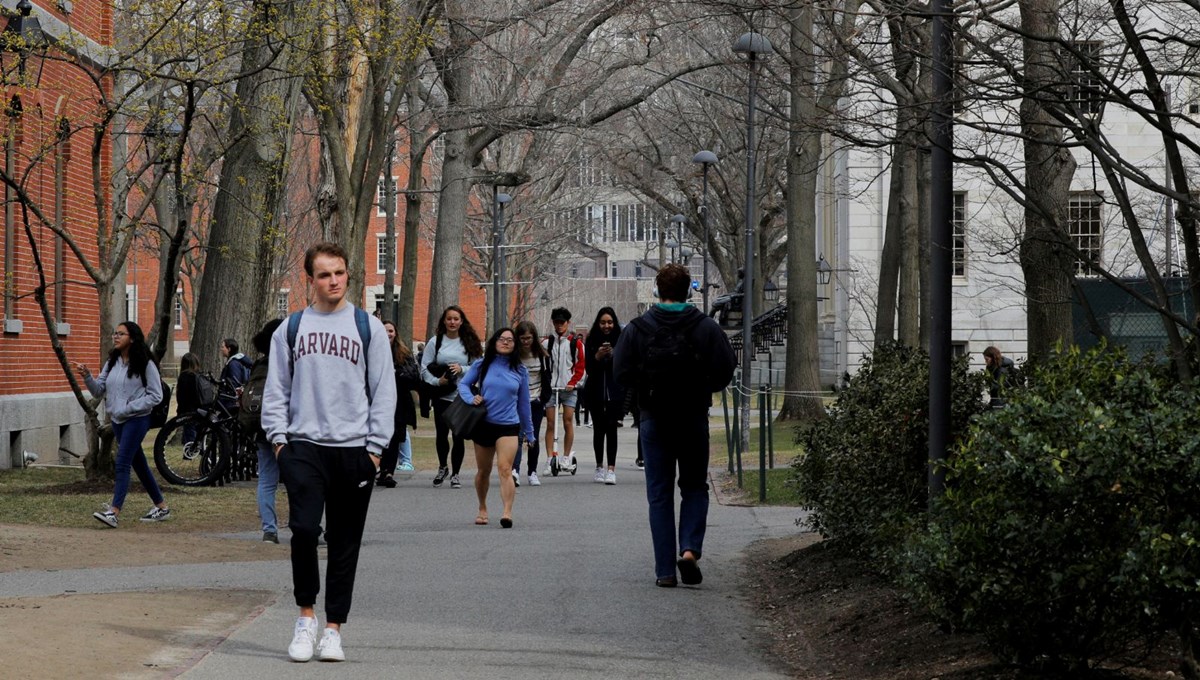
[902,344,1200,673]
[793,344,988,566]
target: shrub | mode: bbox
[793,344,988,567]
[902,344,1200,673]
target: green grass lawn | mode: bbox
[0,465,281,531]
[731,467,800,505]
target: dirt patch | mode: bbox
[0,588,273,679]
[0,524,287,573]
[747,534,1180,679]
[0,524,285,678]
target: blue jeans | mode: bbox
[640,411,710,580]
[397,436,412,468]
[257,440,280,533]
[514,400,545,475]
[110,414,163,511]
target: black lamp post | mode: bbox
[693,150,718,312]
[733,30,773,463]
[816,254,832,286]
[1,0,45,83]
[492,190,512,332]
[764,279,779,304]
[669,213,685,263]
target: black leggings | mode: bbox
[432,399,467,474]
[590,399,621,468]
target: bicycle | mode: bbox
[154,374,259,486]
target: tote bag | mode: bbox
[443,396,486,439]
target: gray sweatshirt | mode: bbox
[84,357,162,424]
[261,304,397,454]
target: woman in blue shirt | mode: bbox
[459,327,533,528]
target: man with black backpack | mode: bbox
[614,263,736,589]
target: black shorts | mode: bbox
[472,421,520,447]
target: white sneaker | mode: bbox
[605,470,617,485]
[528,471,541,486]
[288,616,318,662]
[566,453,578,473]
[316,627,345,662]
[593,467,605,483]
[512,469,520,487]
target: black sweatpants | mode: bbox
[278,440,376,624]
[590,399,621,468]
[431,398,467,474]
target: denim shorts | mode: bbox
[545,389,578,410]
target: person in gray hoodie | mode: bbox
[261,242,397,663]
[74,321,171,528]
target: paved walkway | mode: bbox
[2,419,802,678]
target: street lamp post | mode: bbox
[733,31,773,467]
[669,213,685,263]
[693,150,718,312]
[492,189,512,332]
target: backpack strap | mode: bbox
[353,307,372,400]
[286,309,305,377]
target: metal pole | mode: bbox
[722,387,734,473]
[701,164,711,312]
[758,386,767,502]
[928,0,954,498]
[491,185,501,334]
[497,200,507,329]
[767,384,774,469]
[383,128,398,322]
[739,49,759,475]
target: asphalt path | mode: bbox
[4,419,802,678]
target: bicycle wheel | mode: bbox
[154,413,231,486]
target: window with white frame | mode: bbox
[376,176,398,216]
[376,234,397,273]
[125,284,138,322]
[1066,41,1103,115]
[1069,192,1103,275]
[277,290,290,318]
[173,289,183,329]
[952,192,967,277]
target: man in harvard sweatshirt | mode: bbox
[262,241,396,663]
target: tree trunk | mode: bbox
[191,0,304,370]
[397,104,427,345]
[426,126,474,337]
[1019,0,1078,360]
[875,149,903,347]
[779,0,827,422]
[897,140,921,347]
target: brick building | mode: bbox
[0,0,113,469]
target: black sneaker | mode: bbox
[433,467,449,486]
[263,531,279,544]
[635,458,644,469]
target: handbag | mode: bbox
[443,396,487,439]
[442,359,491,438]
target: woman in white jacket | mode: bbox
[420,305,483,488]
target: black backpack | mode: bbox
[238,358,270,432]
[630,314,706,412]
[150,378,171,429]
